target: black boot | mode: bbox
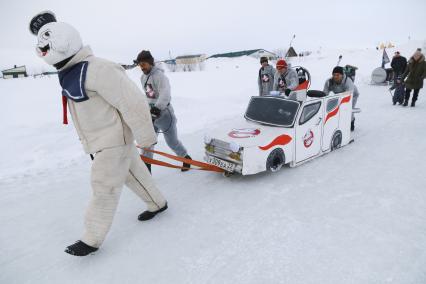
[412,91,419,107]
[138,202,168,221]
[403,89,411,107]
[145,162,151,173]
[181,155,192,172]
[350,119,355,131]
[65,240,98,256]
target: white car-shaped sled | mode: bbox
[204,90,356,176]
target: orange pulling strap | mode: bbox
[138,147,225,173]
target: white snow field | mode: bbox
[1,42,425,284]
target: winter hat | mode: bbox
[260,56,268,64]
[332,66,344,75]
[134,50,154,65]
[276,59,288,69]
[29,10,57,35]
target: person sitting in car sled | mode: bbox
[273,59,299,99]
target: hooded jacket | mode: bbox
[258,65,276,96]
[273,68,299,92]
[59,46,156,154]
[323,74,359,100]
[403,54,426,90]
[140,66,171,110]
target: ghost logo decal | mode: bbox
[303,130,314,148]
[145,84,156,98]
[262,74,270,82]
[228,128,261,138]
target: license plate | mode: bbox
[207,156,236,172]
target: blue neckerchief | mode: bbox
[58,61,89,102]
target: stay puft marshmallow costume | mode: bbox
[30,11,167,256]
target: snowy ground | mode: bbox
[1,42,426,284]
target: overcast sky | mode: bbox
[0,0,425,64]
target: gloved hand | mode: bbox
[150,106,161,119]
[284,89,292,96]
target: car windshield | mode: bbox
[244,96,300,127]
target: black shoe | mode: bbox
[350,120,355,131]
[145,162,151,173]
[181,155,192,172]
[403,100,408,106]
[65,240,98,256]
[411,101,416,107]
[138,202,168,221]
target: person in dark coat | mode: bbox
[391,51,407,76]
[402,50,426,107]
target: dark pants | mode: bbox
[405,88,420,102]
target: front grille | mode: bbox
[206,139,243,164]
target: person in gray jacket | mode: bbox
[29,11,167,256]
[323,66,360,131]
[273,59,299,99]
[258,57,275,96]
[135,50,191,172]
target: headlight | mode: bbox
[229,152,241,161]
[204,134,212,144]
[205,144,215,153]
[229,141,240,153]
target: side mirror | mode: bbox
[307,90,327,98]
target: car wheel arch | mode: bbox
[266,148,286,172]
[330,130,342,151]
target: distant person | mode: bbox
[273,59,299,98]
[323,66,360,131]
[257,57,275,96]
[29,11,168,256]
[391,51,407,76]
[135,50,192,172]
[402,49,426,107]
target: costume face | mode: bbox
[35,22,82,65]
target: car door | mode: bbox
[322,96,340,152]
[295,100,323,163]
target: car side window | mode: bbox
[326,98,339,112]
[299,102,321,125]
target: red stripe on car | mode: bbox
[259,134,292,151]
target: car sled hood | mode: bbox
[206,119,294,149]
